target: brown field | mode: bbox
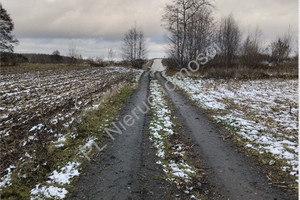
[0,64,139,176]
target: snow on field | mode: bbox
[0,165,15,190]
[165,75,298,180]
[149,80,197,195]
[0,67,140,139]
[0,66,143,196]
[30,162,80,199]
[30,185,68,200]
[48,162,80,184]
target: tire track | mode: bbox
[70,71,181,200]
[70,72,151,199]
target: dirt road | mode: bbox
[70,71,181,200]
[70,59,295,200]
[150,58,166,72]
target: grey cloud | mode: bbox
[2,0,167,39]
[2,0,297,57]
[214,0,298,42]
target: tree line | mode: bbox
[0,1,296,68]
[162,0,297,69]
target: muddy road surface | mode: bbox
[70,71,181,200]
[70,59,295,200]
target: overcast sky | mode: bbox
[1,0,298,59]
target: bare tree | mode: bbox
[186,6,214,61]
[270,28,293,65]
[107,48,115,61]
[121,25,147,62]
[241,27,262,67]
[68,43,80,63]
[270,38,291,65]
[137,31,147,60]
[69,43,78,58]
[217,14,241,68]
[162,0,212,68]
[294,38,298,60]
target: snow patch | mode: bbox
[48,162,80,184]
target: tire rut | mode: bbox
[69,71,182,200]
[70,72,150,200]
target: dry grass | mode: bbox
[164,60,298,79]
